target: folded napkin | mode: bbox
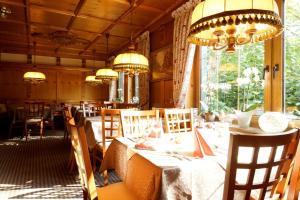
[194,129,214,158]
[135,140,155,151]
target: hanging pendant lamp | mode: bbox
[113,43,149,75]
[188,0,283,53]
[95,33,118,83]
[85,75,103,85]
[23,42,46,83]
[113,11,149,75]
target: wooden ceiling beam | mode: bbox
[79,0,145,55]
[0,16,130,40]
[0,18,25,25]
[0,0,25,7]
[0,47,107,61]
[29,3,143,27]
[0,62,95,72]
[112,0,187,55]
[66,0,86,30]
[55,0,87,53]
[112,0,162,13]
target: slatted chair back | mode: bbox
[101,109,122,155]
[24,101,44,118]
[223,129,300,200]
[69,122,98,200]
[164,108,194,133]
[120,110,159,138]
[82,102,100,117]
[287,128,300,200]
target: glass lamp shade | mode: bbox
[113,51,149,74]
[95,68,118,83]
[23,71,46,83]
[85,75,102,85]
[188,0,283,52]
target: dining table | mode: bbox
[98,122,233,200]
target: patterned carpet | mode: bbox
[0,130,120,200]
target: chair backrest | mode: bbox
[101,109,122,155]
[287,129,300,200]
[69,121,98,200]
[120,110,159,138]
[125,153,162,200]
[82,102,100,117]
[116,103,139,109]
[24,101,45,118]
[164,108,194,133]
[223,129,300,200]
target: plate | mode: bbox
[258,112,289,133]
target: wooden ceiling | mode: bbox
[0,0,186,61]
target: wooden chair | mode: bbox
[23,101,45,140]
[223,128,300,200]
[69,122,162,200]
[82,102,100,117]
[92,109,122,171]
[163,108,194,133]
[63,107,73,140]
[9,106,25,138]
[287,129,300,200]
[67,117,76,173]
[116,103,139,109]
[120,110,160,138]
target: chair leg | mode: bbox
[68,148,76,173]
[24,123,28,141]
[92,149,97,172]
[40,121,44,140]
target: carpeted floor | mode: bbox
[0,130,120,200]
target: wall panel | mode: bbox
[0,66,109,104]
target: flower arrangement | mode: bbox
[236,67,263,112]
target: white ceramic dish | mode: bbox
[258,112,289,133]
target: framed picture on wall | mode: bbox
[150,45,173,81]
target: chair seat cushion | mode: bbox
[97,182,138,200]
[26,118,43,123]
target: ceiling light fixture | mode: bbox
[113,11,149,75]
[188,0,283,53]
[23,42,46,84]
[96,33,118,83]
[85,75,103,85]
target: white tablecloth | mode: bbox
[101,123,232,200]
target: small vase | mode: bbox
[236,110,254,128]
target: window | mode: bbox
[200,42,264,114]
[285,0,300,118]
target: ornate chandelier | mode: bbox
[96,33,118,83]
[23,42,46,84]
[85,75,102,85]
[0,6,11,18]
[188,0,283,53]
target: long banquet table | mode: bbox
[99,123,232,200]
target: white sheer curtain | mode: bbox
[136,31,150,109]
[172,0,199,108]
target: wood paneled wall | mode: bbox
[149,20,174,108]
[0,67,109,105]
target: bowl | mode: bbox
[258,112,289,133]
